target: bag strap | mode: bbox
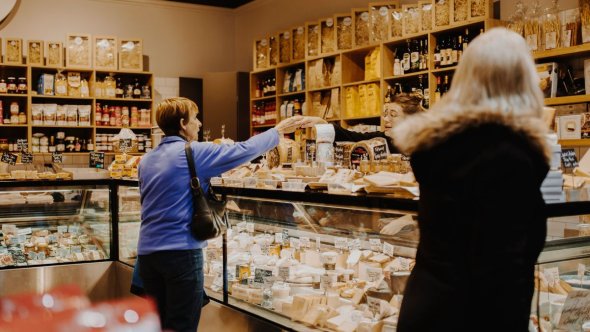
[185,142,202,197]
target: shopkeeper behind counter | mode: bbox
[299,92,425,152]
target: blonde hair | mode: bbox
[156,97,199,137]
[437,28,543,117]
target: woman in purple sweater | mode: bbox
[137,97,302,332]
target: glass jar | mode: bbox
[7,77,16,93]
[0,78,7,93]
[56,139,65,152]
[17,77,27,94]
[141,85,151,99]
[65,137,75,152]
[104,74,116,97]
[0,139,8,151]
[10,102,18,115]
[18,112,26,124]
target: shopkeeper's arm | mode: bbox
[300,116,397,153]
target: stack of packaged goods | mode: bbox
[542,133,565,203]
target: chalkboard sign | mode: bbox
[1,152,17,165]
[305,140,316,162]
[401,154,411,161]
[373,144,387,160]
[89,152,105,169]
[334,144,344,164]
[561,149,579,168]
[52,152,63,164]
[16,139,27,152]
[254,268,273,284]
[118,138,132,152]
[20,152,33,164]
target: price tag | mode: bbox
[290,237,301,250]
[300,237,310,248]
[282,229,289,243]
[71,246,82,254]
[348,238,361,251]
[316,237,321,250]
[260,243,270,256]
[85,245,97,251]
[254,268,273,284]
[47,234,57,243]
[118,138,132,152]
[334,237,348,250]
[37,252,46,260]
[237,222,247,233]
[561,149,579,169]
[373,144,387,161]
[52,152,63,164]
[246,222,255,233]
[206,249,220,261]
[544,267,560,287]
[16,234,26,243]
[89,152,105,169]
[58,247,70,258]
[17,228,32,236]
[16,139,27,152]
[369,239,381,251]
[558,290,590,329]
[383,242,395,257]
[334,144,344,165]
[57,226,68,234]
[20,152,33,164]
[578,264,586,285]
[320,274,332,290]
[278,266,290,280]
[275,232,283,244]
[1,152,17,166]
[305,140,316,162]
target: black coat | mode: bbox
[392,109,551,331]
[332,124,398,153]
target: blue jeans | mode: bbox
[138,249,205,332]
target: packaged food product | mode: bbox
[354,9,371,47]
[279,31,291,64]
[402,4,421,35]
[66,105,78,126]
[306,23,320,57]
[78,105,91,126]
[255,38,269,69]
[454,0,469,22]
[370,4,394,43]
[54,71,67,96]
[269,35,279,66]
[321,18,336,54]
[420,1,433,31]
[434,0,450,27]
[43,104,57,125]
[292,26,305,60]
[470,0,487,19]
[67,72,81,97]
[337,15,353,50]
[31,104,43,125]
[390,8,403,38]
[56,105,67,126]
[38,74,54,96]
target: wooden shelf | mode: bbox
[251,67,276,75]
[384,70,428,80]
[278,91,305,97]
[533,44,590,60]
[32,66,93,72]
[0,124,27,127]
[1,64,29,68]
[32,95,93,100]
[251,95,276,102]
[94,69,153,75]
[96,126,152,129]
[431,66,458,73]
[0,93,27,98]
[32,125,94,129]
[277,60,305,69]
[341,115,381,121]
[308,85,340,93]
[545,95,590,106]
[558,139,590,147]
[95,97,152,102]
[306,51,341,62]
[252,124,275,128]
[342,79,381,87]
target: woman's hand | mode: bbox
[299,116,328,128]
[275,116,305,134]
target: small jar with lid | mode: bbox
[0,139,8,151]
[17,77,27,94]
[18,112,26,124]
[141,85,151,99]
[56,139,65,152]
[10,102,19,116]
[7,77,16,94]
[0,78,7,93]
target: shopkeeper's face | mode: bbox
[383,103,403,130]
[181,108,201,141]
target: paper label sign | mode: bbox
[334,144,344,164]
[89,152,105,169]
[348,238,361,251]
[52,152,63,164]
[1,152,17,165]
[335,237,348,250]
[370,239,381,251]
[561,149,579,168]
[300,237,310,248]
[544,267,560,287]
[275,232,283,244]
[305,140,316,162]
[278,266,290,280]
[254,268,273,284]
[373,144,387,160]
[558,290,590,329]
[237,222,247,233]
[246,222,255,233]
[383,242,395,257]
[57,225,68,234]
[20,152,33,164]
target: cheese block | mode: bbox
[266,138,300,168]
[351,288,366,305]
[357,319,383,332]
[358,261,382,281]
[350,138,388,169]
[247,288,263,305]
[368,253,391,264]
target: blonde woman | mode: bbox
[392,28,550,331]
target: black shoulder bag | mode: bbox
[185,142,229,241]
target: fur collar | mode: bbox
[392,108,552,163]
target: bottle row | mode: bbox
[393,38,429,76]
[95,104,151,127]
[252,101,277,126]
[30,103,92,127]
[0,138,27,153]
[95,74,151,99]
[255,77,277,98]
[0,76,28,94]
[34,72,151,99]
[37,72,90,97]
[0,101,26,124]
[32,132,94,153]
[433,28,483,69]
[95,133,152,153]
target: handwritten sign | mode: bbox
[1,152,17,165]
[373,144,387,161]
[16,139,27,152]
[561,149,579,168]
[334,237,348,250]
[20,152,33,164]
[383,242,395,257]
[52,152,63,164]
[370,238,381,252]
[334,144,345,165]
[89,152,105,169]
[254,268,273,284]
[118,138,132,152]
[558,290,590,329]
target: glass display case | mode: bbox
[0,180,112,268]
[117,181,141,266]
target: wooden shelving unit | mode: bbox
[0,65,154,155]
[558,139,590,147]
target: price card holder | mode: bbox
[119,138,132,152]
[373,144,387,160]
[254,268,273,284]
[52,152,63,164]
[246,222,255,233]
[369,238,381,251]
[383,242,395,257]
[89,152,105,169]
[1,152,17,165]
[335,237,348,250]
[561,149,579,169]
[300,236,310,248]
[20,152,33,164]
